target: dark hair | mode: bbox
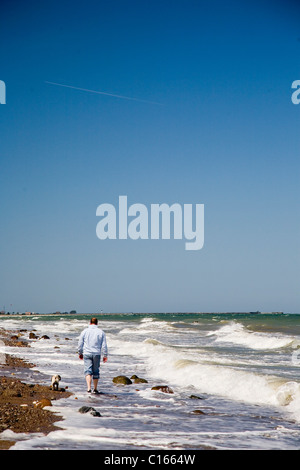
[90,317,98,325]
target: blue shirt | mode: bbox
[78,324,108,357]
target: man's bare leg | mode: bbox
[86,374,92,391]
[93,378,99,391]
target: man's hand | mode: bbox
[103,357,108,363]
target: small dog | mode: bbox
[51,374,61,391]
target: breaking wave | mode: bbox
[208,321,295,350]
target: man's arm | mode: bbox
[102,332,108,362]
[78,330,85,358]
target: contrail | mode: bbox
[45,81,163,105]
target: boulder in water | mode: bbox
[192,409,205,415]
[78,406,101,417]
[130,375,148,384]
[151,385,174,394]
[112,375,132,385]
[29,332,38,339]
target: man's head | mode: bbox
[90,317,98,325]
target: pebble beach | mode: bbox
[0,327,72,449]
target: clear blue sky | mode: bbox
[0,0,299,313]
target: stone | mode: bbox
[29,332,38,339]
[151,385,174,394]
[78,406,101,417]
[78,406,93,413]
[130,375,148,384]
[112,375,132,385]
[34,398,52,408]
[192,409,205,415]
[16,341,27,347]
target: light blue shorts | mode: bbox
[83,354,101,379]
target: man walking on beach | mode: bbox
[78,317,108,394]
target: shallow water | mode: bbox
[1,312,300,450]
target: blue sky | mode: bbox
[0,0,299,313]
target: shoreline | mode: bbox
[0,327,72,450]
[0,311,288,317]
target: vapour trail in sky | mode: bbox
[45,81,163,106]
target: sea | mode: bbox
[1,312,300,450]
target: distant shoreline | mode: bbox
[0,311,290,317]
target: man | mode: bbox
[78,317,108,394]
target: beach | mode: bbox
[1,313,300,450]
[0,327,72,450]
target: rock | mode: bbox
[189,395,204,400]
[78,406,93,413]
[192,409,205,415]
[34,398,52,408]
[40,335,50,340]
[112,375,132,385]
[29,332,38,339]
[16,341,28,347]
[78,406,101,417]
[151,385,174,394]
[130,375,148,384]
